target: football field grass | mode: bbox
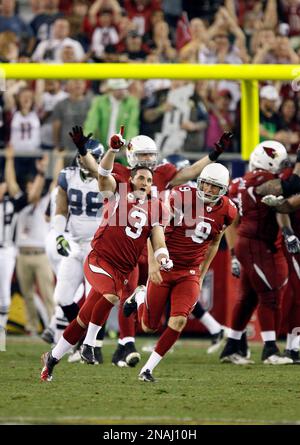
[1,336,300,425]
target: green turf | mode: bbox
[0,336,300,425]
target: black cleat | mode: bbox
[262,344,292,364]
[124,342,141,367]
[80,344,96,364]
[207,329,225,354]
[94,346,103,364]
[284,349,300,364]
[219,338,239,360]
[261,344,280,361]
[123,285,145,317]
[112,344,127,367]
[139,369,155,382]
[239,332,251,359]
[41,327,55,345]
[40,352,59,382]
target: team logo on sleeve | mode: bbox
[263,146,277,159]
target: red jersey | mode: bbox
[91,182,167,275]
[112,162,178,194]
[230,170,280,245]
[280,167,300,236]
[165,185,237,269]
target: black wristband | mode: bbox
[281,174,300,198]
[78,146,88,156]
[208,150,219,161]
[230,248,235,256]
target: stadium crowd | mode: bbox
[1,0,300,378]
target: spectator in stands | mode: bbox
[147,20,177,63]
[181,81,209,153]
[278,0,300,41]
[91,8,120,61]
[32,17,85,63]
[253,32,299,63]
[84,79,139,160]
[251,27,276,59]
[200,7,249,64]
[35,80,68,150]
[124,0,162,36]
[205,89,233,150]
[0,0,34,54]
[226,0,278,38]
[259,85,285,143]
[115,14,138,43]
[140,79,172,140]
[52,79,92,153]
[179,18,208,63]
[182,0,223,25]
[67,0,90,52]
[14,152,55,336]
[9,87,41,180]
[0,31,19,63]
[88,0,122,30]
[161,0,182,41]
[30,0,63,43]
[106,29,149,62]
[279,97,300,153]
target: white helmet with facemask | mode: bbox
[249,140,287,174]
[127,135,158,168]
[197,163,230,203]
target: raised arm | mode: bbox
[169,132,233,186]
[98,126,126,193]
[27,155,48,203]
[69,126,99,179]
[4,145,20,197]
[49,150,66,191]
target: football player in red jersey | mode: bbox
[261,165,300,363]
[70,126,233,368]
[123,163,237,382]
[220,141,295,365]
[40,129,173,381]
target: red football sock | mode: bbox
[118,305,136,338]
[63,318,86,345]
[138,303,144,324]
[155,326,180,357]
[90,297,114,326]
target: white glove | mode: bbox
[160,257,173,271]
[284,234,300,254]
[231,256,241,278]
[261,195,285,207]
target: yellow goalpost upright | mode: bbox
[1,62,299,160]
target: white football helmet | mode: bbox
[249,140,287,174]
[127,135,158,168]
[197,163,230,203]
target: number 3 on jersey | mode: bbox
[126,209,147,239]
[191,221,212,244]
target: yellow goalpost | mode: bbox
[1,62,299,159]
